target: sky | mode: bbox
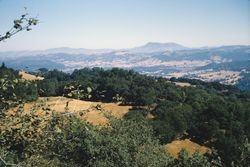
[0,0,249,51]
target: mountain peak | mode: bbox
[145,42,180,46]
[129,42,187,53]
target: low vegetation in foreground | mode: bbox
[0,64,250,166]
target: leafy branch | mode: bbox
[0,13,38,42]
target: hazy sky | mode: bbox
[0,0,249,51]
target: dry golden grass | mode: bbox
[165,139,211,158]
[7,96,133,126]
[5,97,212,156]
[166,81,193,87]
[19,71,44,81]
[174,82,192,87]
[84,110,108,126]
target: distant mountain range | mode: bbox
[0,42,187,56]
[0,42,249,86]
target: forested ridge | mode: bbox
[0,64,249,166]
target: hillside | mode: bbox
[19,71,44,81]
[0,66,249,166]
[165,139,211,158]
[7,96,132,126]
[5,96,211,158]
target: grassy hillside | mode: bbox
[19,71,44,81]
[165,139,211,158]
[5,96,211,158]
[7,96,132,126]
[1,66,249,166]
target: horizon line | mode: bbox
[0,42,250,52]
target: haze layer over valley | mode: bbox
[1,42,249,86]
